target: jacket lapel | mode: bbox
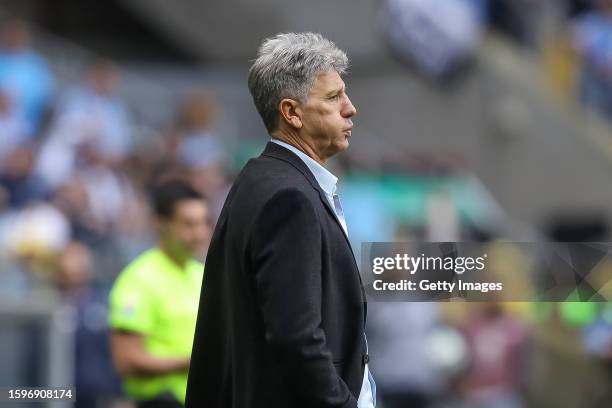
[261,142,352,246]
[262,141,367,322]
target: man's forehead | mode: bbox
[311,71,345,93]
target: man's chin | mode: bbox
[186,244,206,257]
[324,137,350,160]
[337,136,350,151]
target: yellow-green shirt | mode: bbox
[109,248,204,403]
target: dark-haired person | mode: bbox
[109,180,211,408]
[187,33,374,408]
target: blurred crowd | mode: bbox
[0,17,230,408]
[493,0,612,120]
[0,6,611,408]
[381,0,612,121]
[0,17,230,286]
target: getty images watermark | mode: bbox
[361,242,612,302]
[370,252,500,293]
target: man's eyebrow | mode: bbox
[326,86,345,96]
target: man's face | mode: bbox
[90,64,119,95]
[57,244,92,292]
[299,70,357,160]
[160,199,211,258]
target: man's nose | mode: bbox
[343,95,357,117]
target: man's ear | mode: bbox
[278,98,303,129]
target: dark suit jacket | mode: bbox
[185,141,367,408]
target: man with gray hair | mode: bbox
[186,32,375,408]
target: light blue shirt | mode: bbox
[271,138,376,407]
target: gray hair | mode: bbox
[248,32,349,133]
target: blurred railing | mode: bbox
[0,295,74,408]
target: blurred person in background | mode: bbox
[51,173,125,251]
[0,198,70,286]
[571,0,612,119]
[0,144,48,209]
[54,241,123,408]
[32,61,135,267]
[188,163,228,224]
[171,92,229,222]
[171,92,224,167]
[366,238,445,408]
[380,0,487,83]
[109,180,210,408]
[455,303,529,408]
[583,302,612,406]
[0,17,53,136]
[0,194,66,301]
[367,302,443,408]
[36,59,132,189]
[113,174,156,266]
[0,90,30,162]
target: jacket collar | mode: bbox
[270,139,338,198]
[261,141,349,241]
[261,141,323,194]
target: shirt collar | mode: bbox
[270,138,338,196]
[155,247,195,275]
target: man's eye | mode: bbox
[329,94,340,100]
